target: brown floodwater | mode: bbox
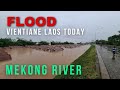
[0,45,90,79]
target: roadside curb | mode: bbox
[96,45,110,79]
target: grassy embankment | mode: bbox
[54,45,100,79]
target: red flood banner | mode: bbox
[7,16,57,27]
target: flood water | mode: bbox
[0,45,90,79]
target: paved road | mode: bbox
[96,45,120,79]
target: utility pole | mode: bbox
[95,31,96,45]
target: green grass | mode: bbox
[54,45,100,79]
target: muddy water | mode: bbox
[0,45,90,79]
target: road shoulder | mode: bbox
[96,45,110,79]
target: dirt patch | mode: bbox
[27,44,81,52]
[0,48,12,61]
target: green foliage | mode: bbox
[51,41,74,45]
[0,38,76,47]
[54,45,100,79]
[96,31,120,46]
[0,38,36,47]
[38,41,49,45]
[108,34,120,45]
[0,38,13,47]
[96,40,107,45]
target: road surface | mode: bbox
[96,45,120,79]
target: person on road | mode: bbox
[112,46,116,59]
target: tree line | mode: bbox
[96,31,120,46]
[0,38,76,47]
[0,38,36,47]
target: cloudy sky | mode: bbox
[0,11,120,43]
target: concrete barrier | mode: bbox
[96,45,110,79]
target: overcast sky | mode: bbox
[0,11,120,43]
